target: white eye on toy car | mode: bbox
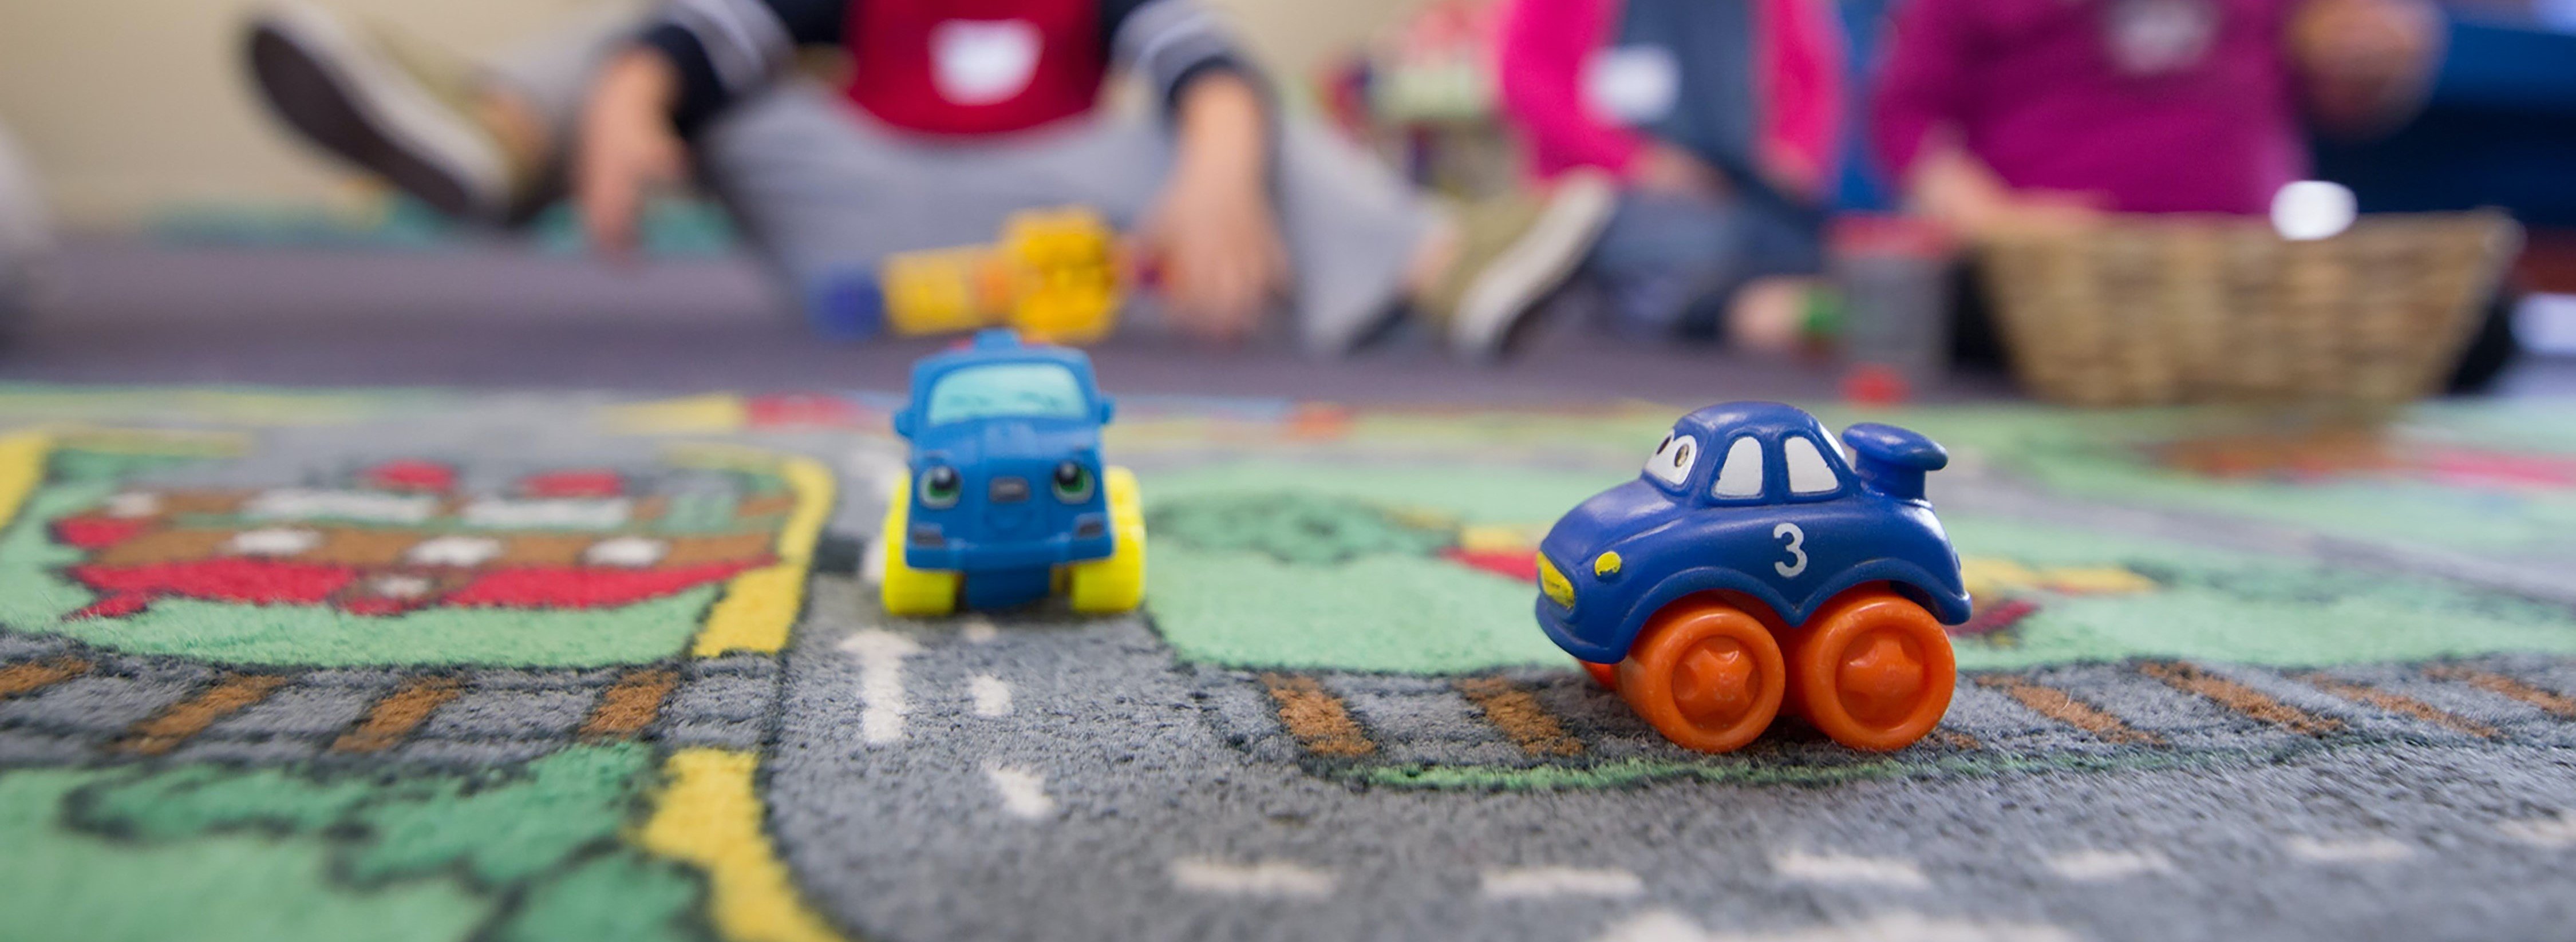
[1643,431,1697,486]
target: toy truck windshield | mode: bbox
[924,362,1089,425]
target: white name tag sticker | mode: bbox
[931,19,1042,105]
[1584,45,1680,126]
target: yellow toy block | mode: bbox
[876,207,1124,345]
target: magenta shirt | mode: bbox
[1871,0,2308,215]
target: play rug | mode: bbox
[2,387,2573,942]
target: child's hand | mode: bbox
[575,49,690,262]
[1136,169,1289,345]
[2292,0,2441,133]
[1137,73,1287,345]
[1630,143,1728,200]
[1908,137,2105,239]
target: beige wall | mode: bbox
[0,0,1416,229]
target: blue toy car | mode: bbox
[879,330,1144,615]
[1535,402,1969,752]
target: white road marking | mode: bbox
[851,448,906,589]
[1481,866,1645,900]
[2044,849,2174,881]
[2285,836,2415,864]
[840,630,923,746]
[1771,851,1929,888]
[844,448,907,494]
[859,536,885,587]
[970,674,1013,717]
[2495,811,2576,848]
[1593,910,1708,942]
[1169,858,1337,897]
[983,765,1055,820]
[1591,909,2075,942]
[961,616,999,643]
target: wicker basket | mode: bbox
[1976,211,2521,406]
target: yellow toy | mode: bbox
[877,207,1125,345]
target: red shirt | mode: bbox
[846,0,1108,135]
[644,0,1236,138]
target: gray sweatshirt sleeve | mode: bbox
[637,0,844,133]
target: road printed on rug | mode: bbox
[3,393,2576,942]
[0,424,847,942]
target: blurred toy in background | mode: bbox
[880,330,1145,616]
[816,208,1125,345]
[1534,402,1967,753]
[0,122,50,339]
[1826,215,1960,405]
[1367,0,1503,127]
[1315,0,1524,200]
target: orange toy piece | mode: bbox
[877,207,1125,345]
[1613,596,1787,754]
[1780,588,1956,751]
[1590,588,1955,753]
[1579,660,1619,690]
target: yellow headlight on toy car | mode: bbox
[1536,553,1575,609]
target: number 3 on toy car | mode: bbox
[1772,522,1808,577]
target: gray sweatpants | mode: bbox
[485,6,1434,354]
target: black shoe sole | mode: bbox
[247,23,478,219]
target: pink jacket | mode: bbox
[1496,0,1844,199]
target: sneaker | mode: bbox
[245,3,516,221]
[1439,169,1617,360]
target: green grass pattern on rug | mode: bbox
[1,745,700,942]
[1886,405,2576,558]
[1139,462,2576,674]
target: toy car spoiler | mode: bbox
[1840,423,1948,502]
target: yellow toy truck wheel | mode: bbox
[1063,466,1145,614]
[879,475,960,616]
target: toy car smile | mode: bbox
[879,330,1144,615]
[1535,402,1970,752]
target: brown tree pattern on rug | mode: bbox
[1261,673,1377,758]
[114,671,291,755]
[331,675,466,753]
[1975,673,2167,746]
[2141,661,2345,736]
[2298,672,2500,738]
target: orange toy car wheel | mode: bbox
[1616,596,1785,753]
[1580,660,1619,690]
[1784,590,1955,751]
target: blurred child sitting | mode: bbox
[1871,0,2456,373]
[1494,0,1846,354]
[1874,0,2439,234]
[244,0,1606,356]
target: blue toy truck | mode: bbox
[1535,402,1969,751]
[879,330,1144,615]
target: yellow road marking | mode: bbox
[683,449,836,656]
[605,394,751,435]
[639,749,850,942]
[0,432,52,532]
